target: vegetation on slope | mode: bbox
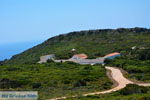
[0,27,150,100]
[105,56,150,82]
[2,27,150,65]
[0,62,112,99]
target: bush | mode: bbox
[104,58,113,64]
[0,78,29,89]
[6,67,21,71]
[47,59,54,63]
[138,49,150,60]
[74,80,87,87]
[63,79,71,84]
[119,84,149,95]
[32,82,41,88]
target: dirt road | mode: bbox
[49,66,150,100]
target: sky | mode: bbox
[0,0,150,45]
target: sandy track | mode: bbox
[48,66,150,100]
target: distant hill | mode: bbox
[3,27,150,65]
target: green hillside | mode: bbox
[0,62,112,99]
[0,27,150,100]
[3,27,150,65]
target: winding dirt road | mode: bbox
[49,66,150,100]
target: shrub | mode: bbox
[0,78,29,89]
[119,84,149,95]
[104,58,113,64]
[32,82,41,88]
[74,80,87,87]
[47,59,54,63]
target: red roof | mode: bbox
[105,52,120,57]
[74,54,88,59]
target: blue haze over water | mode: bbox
[0,40,44,61]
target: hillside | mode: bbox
[3,27,150,65]
[0,27,150,100]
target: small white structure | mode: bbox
[71,48,76,52]
[38,54,55,64]
[131,46,136,50]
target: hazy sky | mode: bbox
[0,0,150,45]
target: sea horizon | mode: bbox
[0,40,44,61]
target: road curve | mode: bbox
[48,66,150,100]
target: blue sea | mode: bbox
[0,40,44,61]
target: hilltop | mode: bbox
[3,27,150,65]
